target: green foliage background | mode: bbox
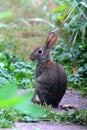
[52,0,87,93]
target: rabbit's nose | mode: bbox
[29,54,35,61]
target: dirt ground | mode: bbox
[54,89,87,113]
[1,89,87,130]
[1,123,87,130]
[14,122,87,130]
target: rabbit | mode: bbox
[29,32,67,107]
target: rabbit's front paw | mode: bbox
[37,76,41,82]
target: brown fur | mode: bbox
[30,32,67,107]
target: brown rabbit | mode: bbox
[30,32,67,107]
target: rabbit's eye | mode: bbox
[38,49,43,54]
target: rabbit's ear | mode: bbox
[45,32,57,49]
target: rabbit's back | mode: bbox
[35,61,67,107]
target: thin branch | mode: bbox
[28,18,56,28]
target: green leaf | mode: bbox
[14,102,47,118]
[53,5,66,13]
[0,90,35,107]
[0,80,35,107]
[0,68,11,78]
[56,16,63,21]
[0,81,17,100]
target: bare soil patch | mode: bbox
[54,89,87,113]
[15,122,87,130]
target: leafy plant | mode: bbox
[47,109,87,125]
[52,0,87,92]
[0,108,18,128]
[0,52,35,88]
[0,80,47,128]
[52,41,87,91]
[54,0,87,44]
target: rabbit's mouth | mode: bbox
[30,55,36,61]
[30,54,50,63]
[30,57,45,63]
[30,55,48,63]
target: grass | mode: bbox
[0,0,57,60]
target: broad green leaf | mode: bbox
[14,102,47,118]
[0,80,35,106]
[0,90,35,107]
[0,81,17,100]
